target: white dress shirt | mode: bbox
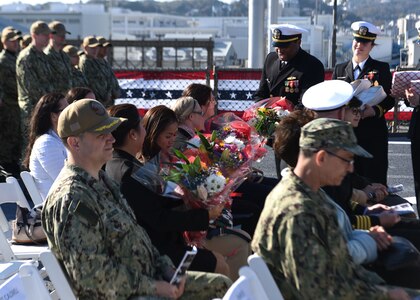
[352,58,368,79]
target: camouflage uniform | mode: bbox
[0,49,21,167]
[98,57,120,100]
[44,44,72,93]
[42,163,231,300]
[252,169,418,299]
[79,55,113,106]
[16,44,53,123]
[70,65,88,88]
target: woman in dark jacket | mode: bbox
[105,104,238,279]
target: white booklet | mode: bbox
[389,203,415,216]
[170,246,198,285]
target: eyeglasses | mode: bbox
[349,107,362,115]
[325,150,354,166]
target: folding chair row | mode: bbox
[219,254,284,300]
[0,250,76,300]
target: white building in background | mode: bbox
[0,3,110,38]
[278,0,300,17]
[0,2,343,67]
[396,15,420,47]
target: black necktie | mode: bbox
[280,61,286,70]
[354,64,361,72]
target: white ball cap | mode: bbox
[351,21,381,41]
[302,80,354,111]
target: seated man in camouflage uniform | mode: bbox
[42,99,231,299]
[252,118,418,300]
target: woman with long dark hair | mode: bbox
[107,104,251,280]
[22,93,68,200]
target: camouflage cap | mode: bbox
[299,118,372,158]
[49,21,71,36]
[97,36,112,47]
[20,34,32,48]
[62,45,80,57]
[58,99,126,138]
[30,21,51,35]
[83,35,100,48]
[1,28,22,43]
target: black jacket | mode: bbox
[332,56,394,184]
[254,48,325,106]
[105,149,210,264]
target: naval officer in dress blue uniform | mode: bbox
[332,21,395,185]
[255,24,325,179]
[254,24,325,107]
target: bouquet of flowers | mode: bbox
[166,113,262,245]
[242,97,292,139]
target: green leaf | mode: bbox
[172,148,190,164]
[221,149,230,161]
[211,130,217,142]
[198,131,212,150]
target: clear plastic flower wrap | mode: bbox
[131,154,183,199]
[242,97,292,139]
[166,113,264,245]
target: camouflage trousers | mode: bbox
[132,271,232,300]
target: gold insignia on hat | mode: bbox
[273,29,282,40]
[358,26,368,36]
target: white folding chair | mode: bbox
[20,171,44,206]
[247,254,284,300]
[222,266,269,300]
[39,250,76,300]
[0,177,48,261]
[0,261,51,300]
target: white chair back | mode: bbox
[247,254,284,300]
[20,171,44,206]
[0,261,51,300]
[19,261,52,299]
[222,266,269,300]
[39,250,76,300]
[0,177,31,209]
[0,177,47,262]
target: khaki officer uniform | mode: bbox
[44,21,72,94]
[0,28,22,173]
[42,99,231,299]
[16,21,53,123]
